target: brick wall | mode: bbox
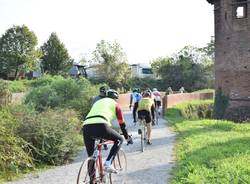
[118,92,214,115]
[213,0,250,119]
[117,93,131,111]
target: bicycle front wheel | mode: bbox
[77,157,110,184]
[110,149,127,184]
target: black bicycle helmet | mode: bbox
[106,89,119,99]
[99,86,107,97]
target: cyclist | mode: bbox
[82,89,133,182]
[91,86,109,150]
[152,88,161,115]
[92,86,108,105]
[179,86,185,93]
[137,91,155,145]
[129,88,142,124]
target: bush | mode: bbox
[25,77,100,117]
[174,100,214,119]
[16,108,82,165]
[0,108,33,180]
[8,80,31,93]
[30,75,64,88]
[0,80,12,107]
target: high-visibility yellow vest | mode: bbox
[83,98,116,126]
[137,97,154,112]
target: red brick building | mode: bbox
[207,0,250,121]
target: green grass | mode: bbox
[193,89,215,93]
[167,107,250,184]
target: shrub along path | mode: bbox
[6,111,176,184]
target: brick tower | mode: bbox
[207,0,250,121]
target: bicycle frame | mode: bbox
[95,140,114,182]
[77,139,127,184]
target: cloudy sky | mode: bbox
[0,0,214,64]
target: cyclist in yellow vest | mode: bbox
[137,90,155,145]
[82,89,133,178]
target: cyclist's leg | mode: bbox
[133,102,138,123]
[82,125,97,183]
[157,101,161,115]
[151,105,155,125]
[104,128,123,162]
[137,110,143,124]
[144,111,152,144]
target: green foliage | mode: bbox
[166,102,250,184]
[174,100,214,119]
[30,74,63,87]
[193,89,215,93]
[16,108,82,165]
[0,80,12,107]
[126,77,164,92]
[0,108,33,180]
[213,88,229,120]
[92,40,131,89]
[41,32,73,75]
[25,76,99,116]
[8,80,31,93]
[0,25,40,79]
[151,42,215,92]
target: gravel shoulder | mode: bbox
[6,111,176,184]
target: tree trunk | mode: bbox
[14,67,19,80]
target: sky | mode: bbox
[0,0,214,64]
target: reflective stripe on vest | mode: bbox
[83,98,117,126]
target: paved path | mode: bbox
[6,111,175,184]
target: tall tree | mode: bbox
[41,33,73,75]
[151,44,214,91]
[0,25,39,79]
[92,40,131,89]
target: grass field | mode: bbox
[166,107,250,184]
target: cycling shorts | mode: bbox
[137,110,152,123]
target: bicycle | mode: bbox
[155,105,160,125]
[77,139,127,184]
[138,116,147,152]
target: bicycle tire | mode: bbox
[110,149,127,184]
[77,157,111,184]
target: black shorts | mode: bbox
[138,110,152,123]
[156,101,161,107]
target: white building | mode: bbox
[130,63,154,78]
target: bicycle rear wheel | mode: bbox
[77,157,111,184]
[110,149,127,184]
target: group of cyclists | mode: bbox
[129,87,161,144]
[81,86,162,183]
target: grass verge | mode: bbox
[167,106,250,183]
